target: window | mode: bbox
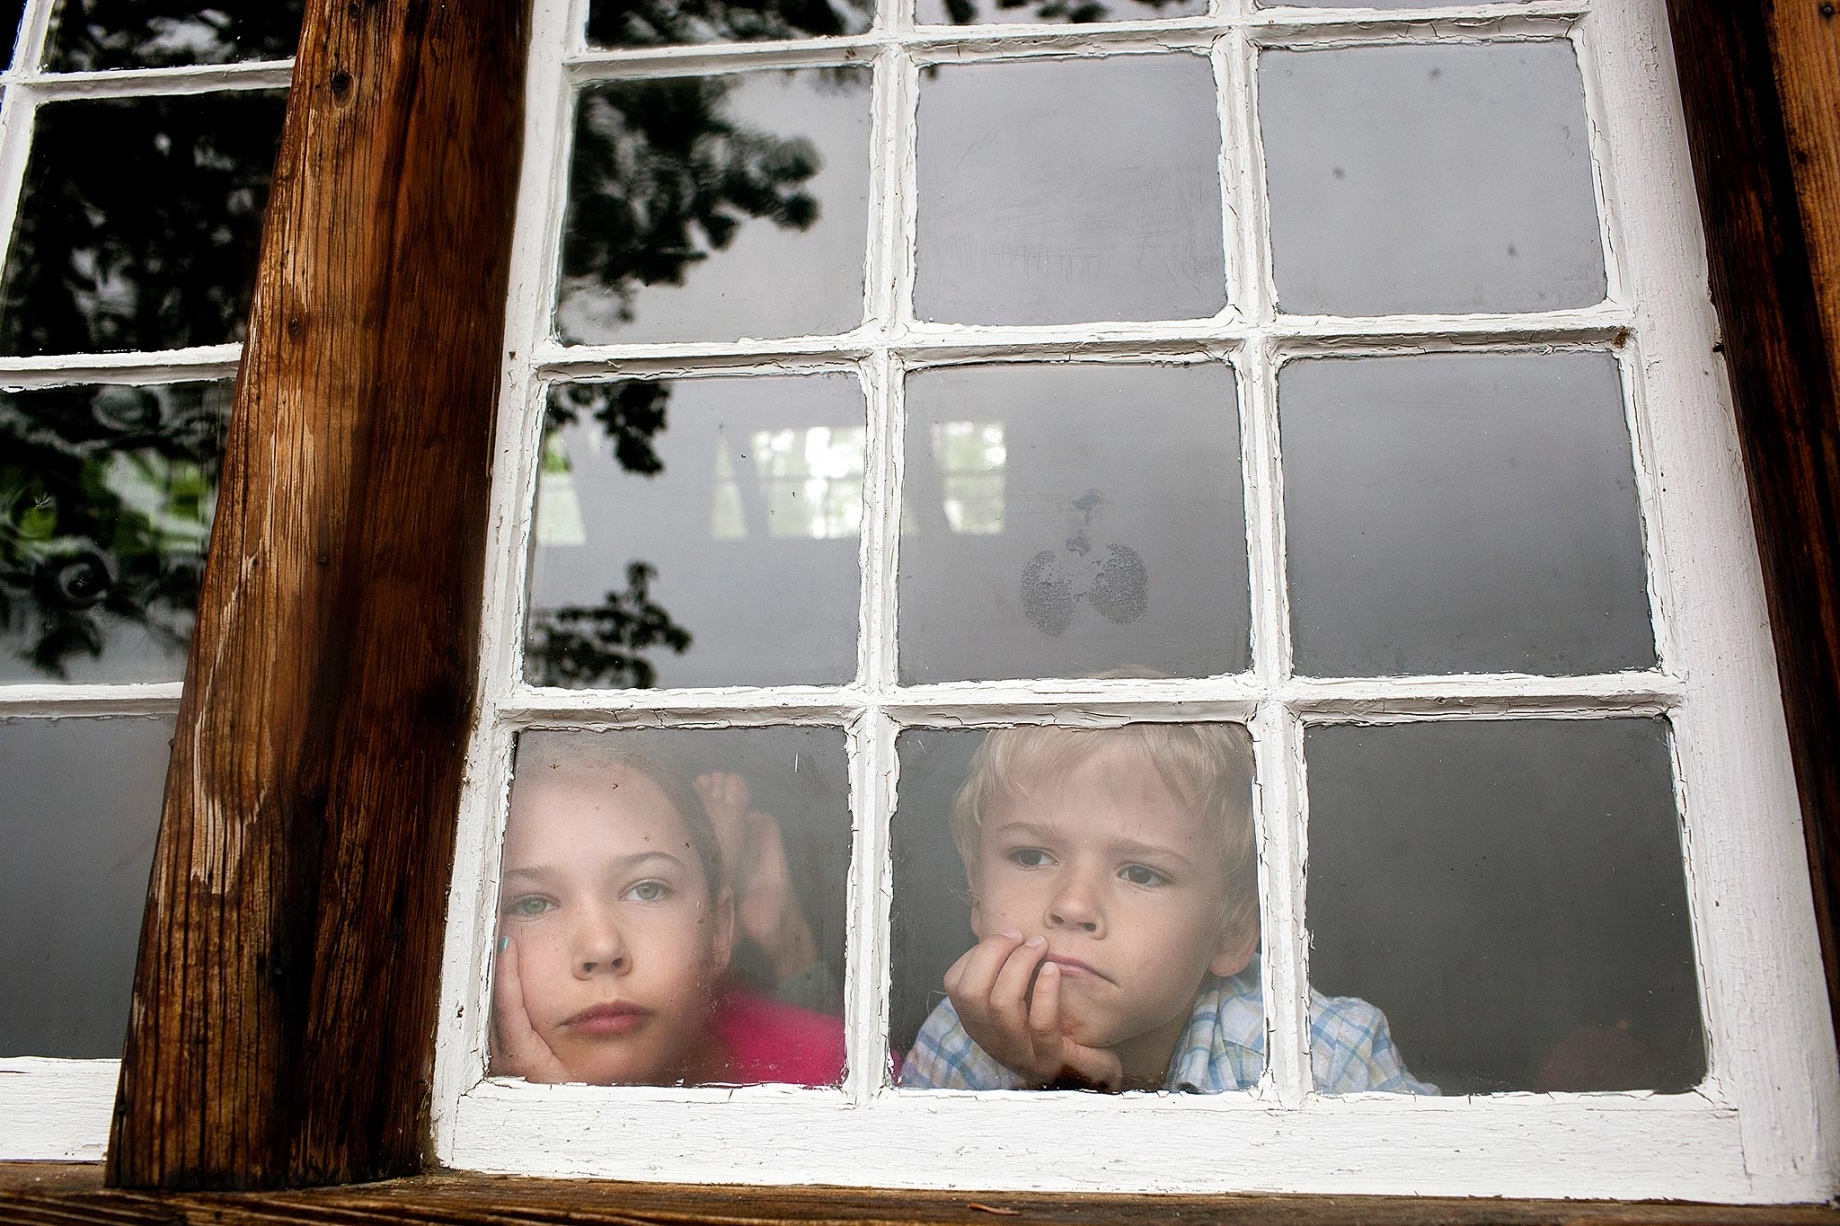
[429,0,1838,1203]
[0,0,297,1162]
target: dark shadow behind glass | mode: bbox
[889,728,983,1055]
[0,92,288,356]
[1305,718,1706,1095]
[45,0,304,70]
[1,381,232,682]
[1281,352,1654,677]
[0,716,172,1058]
[1,0,23,66]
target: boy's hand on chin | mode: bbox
[490,935,574,1084]
[944,931,1125,1091]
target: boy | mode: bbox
[899,723,1434,1094]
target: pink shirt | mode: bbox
[711,987,847,1087]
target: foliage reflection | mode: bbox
[0,382,230,681]
[46,0,304,71]
[0,92,287,357]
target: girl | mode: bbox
[489,733,845,1087]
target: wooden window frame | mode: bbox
[4,0,1840,1218]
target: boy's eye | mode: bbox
[623,878,672,903]
[1119,863,1171,888]
[1006,847,1054,869]
[504,895,555,919]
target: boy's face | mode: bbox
[968,743,1256,1072]
[498,765,734,1084]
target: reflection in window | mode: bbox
[45,0,304,71]
[1,381,231,682]
[555,70,871,346]
[0,93,288,356]
[751,425,864,541]
[1,716,174,1058]
[493,727,851,1086]
[534,430,588,548]
[931,420,1005,536]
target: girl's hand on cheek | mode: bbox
[944,932,1122,1091]
[489,935,573,1084]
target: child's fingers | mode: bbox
[947,931,1025,1013]
[1026,960,1063,1049]
[987,936,1047,1038]
[489,937,568,1083]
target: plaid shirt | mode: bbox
[899,962,1438,1094]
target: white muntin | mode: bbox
[428,0,1838,1201]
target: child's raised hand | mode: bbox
[942,931,1124,1091]
[695,771,819,984]
[489,935,573,1084]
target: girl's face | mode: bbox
[498,765,734,1085]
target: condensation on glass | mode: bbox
[0,92,288,356]
[913,53,1227,326]
[0,716,173,1059]
[916,0,1203,28]
[1305,718,1706,1095]
[44,0,303,71]
[899,362,1248,683]
[524,373,864,689]
[1,381,232,683]
[492,727,851,1088]
[587,0,870,47]
[1258,40,1606,316]
[1281,351,1654,677]
[555,68,872,346]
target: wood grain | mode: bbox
[1665,0,1840,1045]
[7,1164,1840,1226]
[103,0,529,1190]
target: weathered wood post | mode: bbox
[106,0,529,1188]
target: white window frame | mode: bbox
[431,0,1838,1201]
[0,1,293,1163]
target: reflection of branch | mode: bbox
[525,562,693,689]
[546,380,671,477]
[590,0,873,48]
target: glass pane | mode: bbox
[914,55,1226,326]
[525,374,863,688]
[556,69,871,346]
[587,0,870,48]
[1,716,171,1058]
[1,381,231,683]
[899,362,1248,683]
[1259,42,1605,316]
[2,0,23,67]
[1281,352,1654,677]
[894,723,1425,1095]
[45,0,303,70]
[1306,718,1706,1095]
[0,92,287,356]
[917,0,1203,28]
[492,727,850,1087]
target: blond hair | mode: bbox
[951,722,1258,948]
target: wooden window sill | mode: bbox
[2,1163,1838,1226]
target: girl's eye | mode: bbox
[504,895,555,919]
[1119,863,1170,888]
[1007,848,1053,869]
[624,879,672,903]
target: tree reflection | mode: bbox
[46,0,304,71]
[525,561,693,689]
[588,0,1187,39]
[0,92,288,357]
[0,383,229,679]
